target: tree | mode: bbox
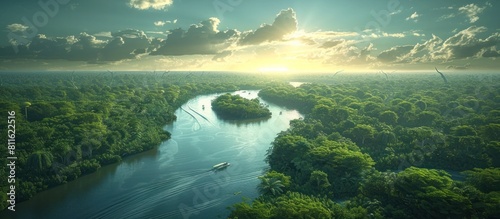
[346,124,375,145]
[480,123,500,142]
[379,110,398,125]
[462,168,500,193]
[273,192,334,219]
[228,199,273,219]
[393,167,473,218]
[308,170,331,191]
[27,151,54,173]
[258,176,285,196]
[267,135,311,173]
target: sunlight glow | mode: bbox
[258,66,289,73]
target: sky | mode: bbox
[0,0,499,72]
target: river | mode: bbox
[2,90,302,219]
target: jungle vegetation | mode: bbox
[212,93,271,120]
[0,71,273,210]
[0,71,499,218]
[229,72,500,219]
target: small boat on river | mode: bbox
[212,162,230,170]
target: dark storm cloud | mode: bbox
[239,8,298,45]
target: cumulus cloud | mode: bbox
[405,12,420,22]
[29,34,76,59]
[67,32,107,61]
[0,30,153,63]
[239,8,298,45]
[128,0,173,10]
[458,4,485,23]
[436,26,499,60]
[377,26,500,63]
[151,17,239,56]
[100,30,151,61]
[377,45,413,63]
[6,23,29,32]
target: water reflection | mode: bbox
[3,90,301,219]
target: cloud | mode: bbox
[151,17,239,56]
[405,12,420,22]
[377,26,500,63]
[154,21,166,27]
[436,26,499,60]
[377,45,413,63]
[128,0,173,10]
[100,30,151,61]
[154,19,177,26]
[94,31,113,38]
[482,50,500,57]
[361,29,406,39]
[212,50,232,61]
[28,34,76,59]
[0,30,153,63]
[6,23,29,32]
[390,9,402,16]
[458,4,485,23]
[320,40,344,49]
[239,8,297,45]
[67,32,107,61]
[446,63,470,70]
[319,39,377,66]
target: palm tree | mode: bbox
[258,176,284,196]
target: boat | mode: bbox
[212,162,230,170]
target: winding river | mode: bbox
[3,90,302,219]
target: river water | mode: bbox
[2,90,301,219]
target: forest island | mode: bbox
[211,93,272,120]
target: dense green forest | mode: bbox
[229,73,500,219]
[0,71,272,211]
[1,71,499,218]
[212,93,272,120]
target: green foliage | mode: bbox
[232,74,500,219]
[0,71,271,209]
[379,110,398,125]
[344,124,375,145]
[273,192,333,218]
[27,151,54,173]
[228,199,273,219]
[258,176,285,196]
[79,159,101,175]
[211,93,271,119]
[463,168,500,193]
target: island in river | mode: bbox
[211,93,272,120]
